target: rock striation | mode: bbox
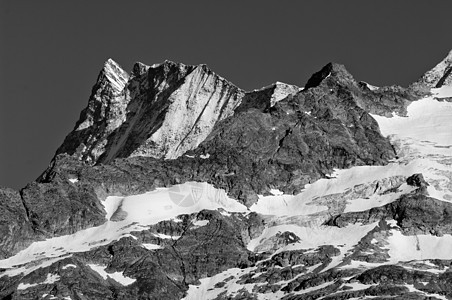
[55,59,244,165]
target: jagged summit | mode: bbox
[101,58,129,93]
[55,58,244,165]
[304,62,355,89]
[55,57,430,167]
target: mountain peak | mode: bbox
[100,58,129,93]
[54,58,244,165]
[304,62,355,89]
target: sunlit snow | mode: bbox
[0,182,247,276]
[17,273,60,290]
[142,243,163,250]
[88,264,136,285]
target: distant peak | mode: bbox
[304,62,354,89]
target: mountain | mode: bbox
[0,50,451,300]
[55,59,244,164]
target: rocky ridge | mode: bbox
[55,59,245,165]
[1,50,452,300]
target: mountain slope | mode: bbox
[1,50,452,300]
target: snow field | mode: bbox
[0,182,247,276]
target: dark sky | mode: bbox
[1,0,451,190]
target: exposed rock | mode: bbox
[406,173,429,193]
[325,193,452,236]
[302,62,423,117]
[0,188,35,259]
[54,60,244,165]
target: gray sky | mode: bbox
[1,0,451,189]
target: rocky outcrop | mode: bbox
[54,59,244,165]
[325,190,452,236]
[20,179,106,237]
[0,188,35,259]
[0,210,260,300]
[304,62,424,117]
[55,59,131,165]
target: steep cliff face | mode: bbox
[124,63,244,160]
[55,59,130,165]
[1,51,452,300]
[55,59,244,165]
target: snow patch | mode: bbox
[62,264,77,270]
[153,233,181,240]
[385,230,452,262]
[248,222,377,254]
[432,85,452,98]
[372,97,452,146]
[142,243,163,250]
[343,183,415,213]
[17,273,60,290]
[364,81,379,91]
[269,189,284,196]
[1,255,72,278]
[192,219,209,227]
[371,96,452,203]
[88,264,136,285]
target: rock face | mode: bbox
[0,189,34,259]
[55,59,244,165]
[1,50,452,300]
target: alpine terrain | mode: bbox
[1,50,452,300]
